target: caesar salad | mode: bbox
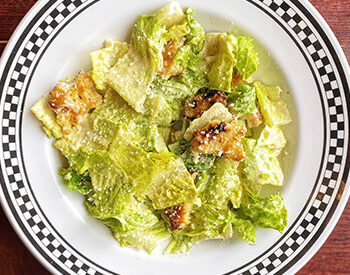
[32,2,292,254]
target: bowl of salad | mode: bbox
[0,1,349,274]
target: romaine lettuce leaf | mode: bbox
[149,77,196,125]
[255,82,292,127]
[231,213,256,243]
[80,150,170,253]
[235,36,259,80]
[203,158,242,209]
[31,94,63,139]
[186,204,233,242]
[169,139,217,173]
[105,218,170,254]
[228,84,257,116]
[131,3,187,73]
[165,234,193,254]
[243,138,284,187]
[184,8,205,53]
[90,40,128,90]
[155,2,186,28]
[107,46,153,113]
[200,33,221,65]
[172,9,208,91]
[240,193,287,233]
[208,34,237,92]
[131,15,167,72]
[256,125,287,156]
[59,168,92,195]
[174,45,209,91]
[108,129,197,209]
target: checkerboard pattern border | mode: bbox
[0,0,348,274]
[237,0,346,274]
[2,0,108,274]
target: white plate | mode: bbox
[0,0,349,274]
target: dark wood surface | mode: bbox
[0,0,349,274]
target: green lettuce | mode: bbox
[131,3,187,73]
[173,8,208,91]
[108,129,197,209]
[255,82,292,127]
[241,193,287,233]
[165,234,193,254]
[155,2,186,28]
[105,218,170,254]
[148,77,196,125]
[90,40,128,90]
[80,150,170,253]
[256,125,287,156]
[202,158,242,209]
[107,46,153,113]
[231,213,256,243]
[243,125,286,187]
[31,94,63,139]
[208,34,237,92]
[235,36,259,80]
[60,168,92,195]
[228,84,257,116]
[169,139,217,173]
[184,8,205,53]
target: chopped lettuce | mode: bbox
[31,94,63,139]
[155,2,186,28]
[60,168,92,195]
[169,139,217,173]
[240,193,287,233]
[149,77,196,125]
[108,129,197,209]
[107,46,153,113]
[131,15,167,72]
[200,33,221,65]
[184,8,205,53]
[105,218,170,254]
[255,82,292,127]
[243,125,286,187]
[208,34,237,92]
[235,36,259,80]
[90,40,128,90]
[228,84,257,116]
[173,8,208,91]
[174,46,209,90]
[81,150,170,253]
[202,158,242,209]
[256,125,287,156]
[231,213,256,243]
[186,204,233,242]
[165,234,193,254]
[131,2,187,73]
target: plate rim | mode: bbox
[0,0,349,274]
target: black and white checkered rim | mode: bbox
[0,0,348,274]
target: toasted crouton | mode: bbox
[158,38,185,79]
[184,90,227,120]
[191,119,246,161]
[48,72,102,135]
[162,202,192,231]
[231,70,243,88]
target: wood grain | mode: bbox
[0,0,349,274]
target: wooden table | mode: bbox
[0,0,349,274]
